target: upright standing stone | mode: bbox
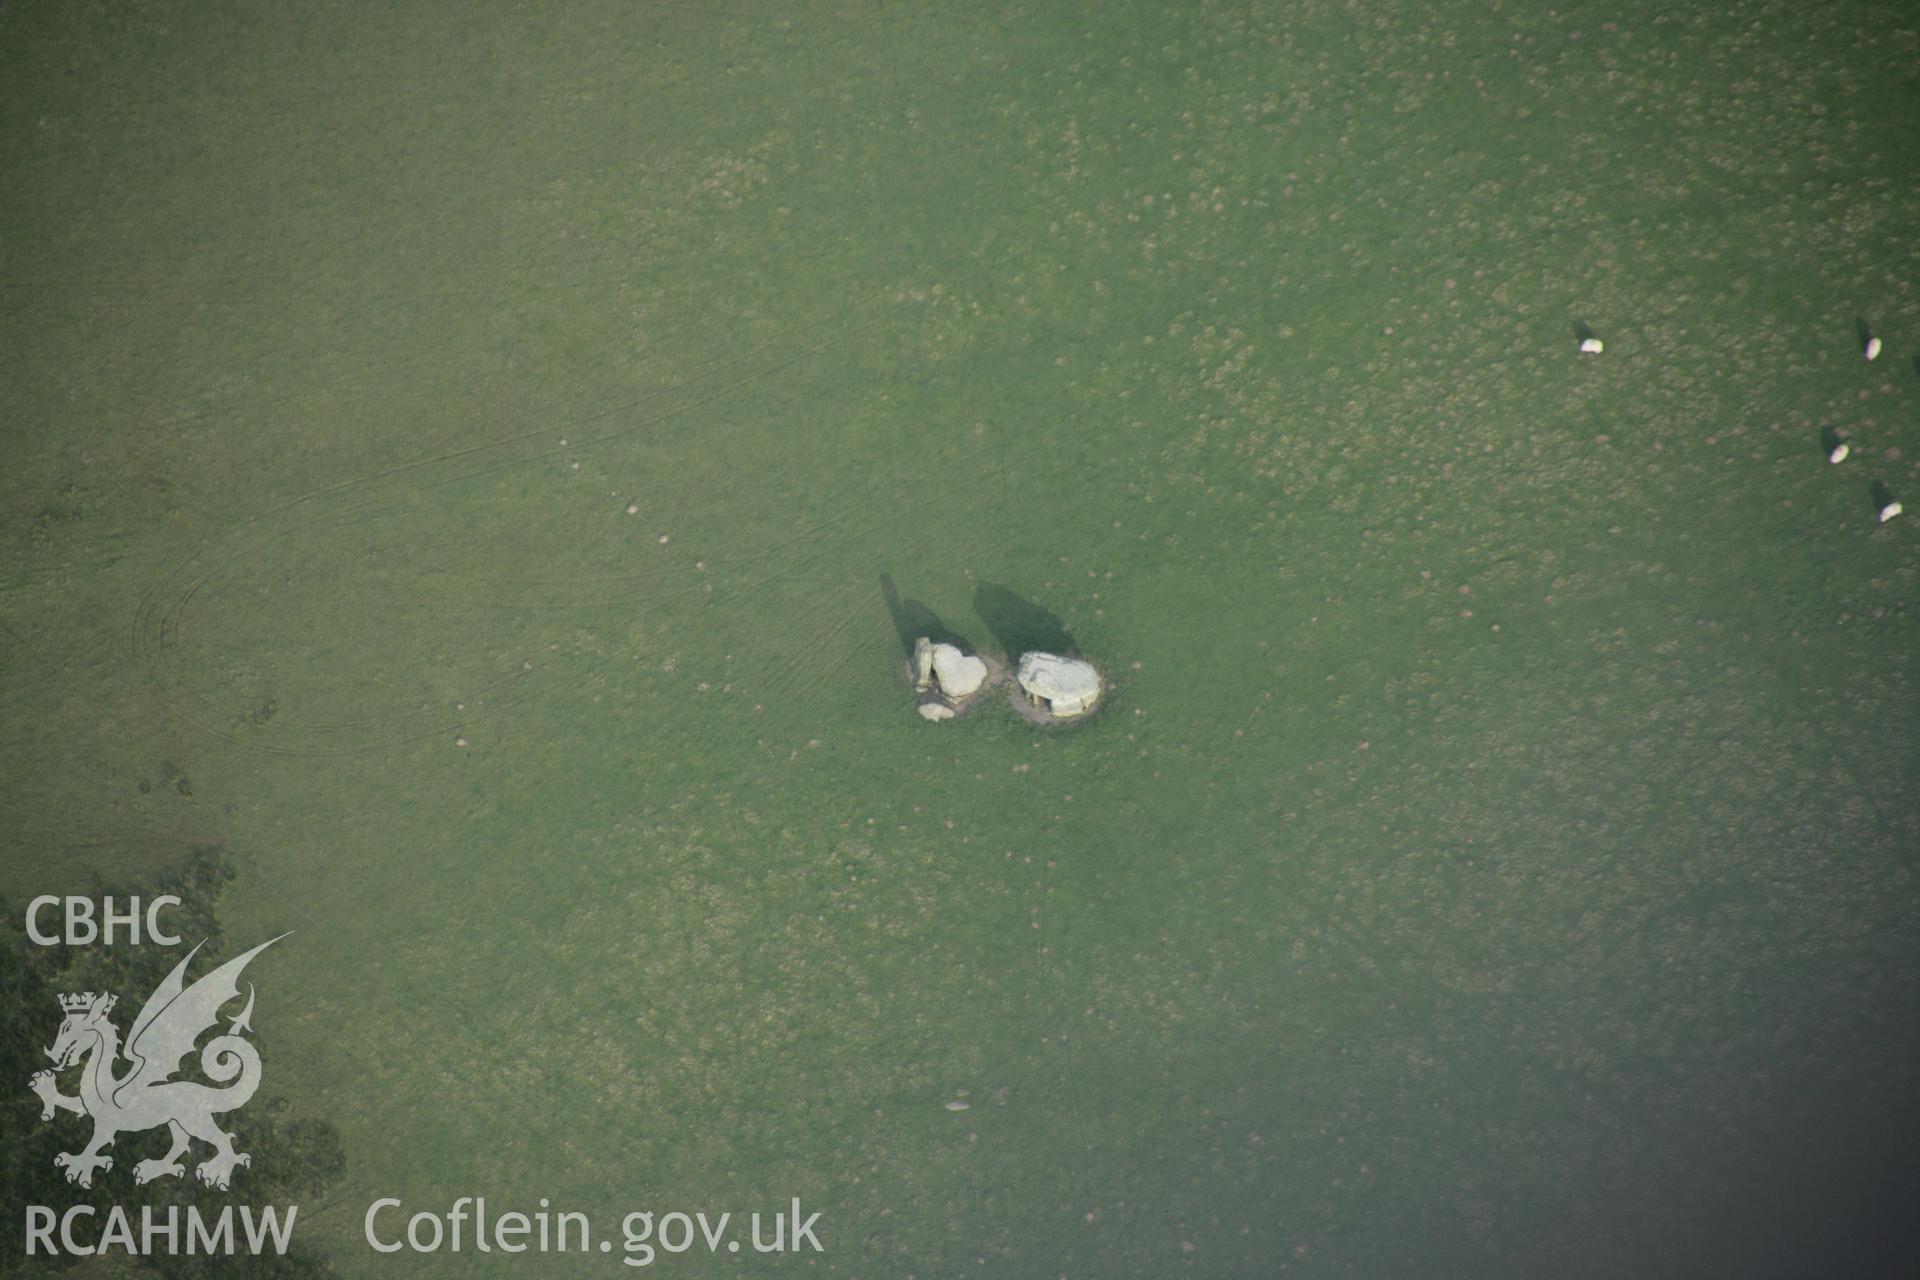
[912,637,935,691]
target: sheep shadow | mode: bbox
[973,582,1077,659]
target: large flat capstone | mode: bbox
[1016,652,1102,718]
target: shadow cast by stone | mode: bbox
[880,574,972,660]
[973,582,1076,659]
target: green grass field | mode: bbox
[4,1,1917,1275]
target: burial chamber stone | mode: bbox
[931,644,989,699]
[912,637,935,691]
[1016,652,1102,718]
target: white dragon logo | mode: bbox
[29,935,285,1191]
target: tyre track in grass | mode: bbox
[123,243,1027,757]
